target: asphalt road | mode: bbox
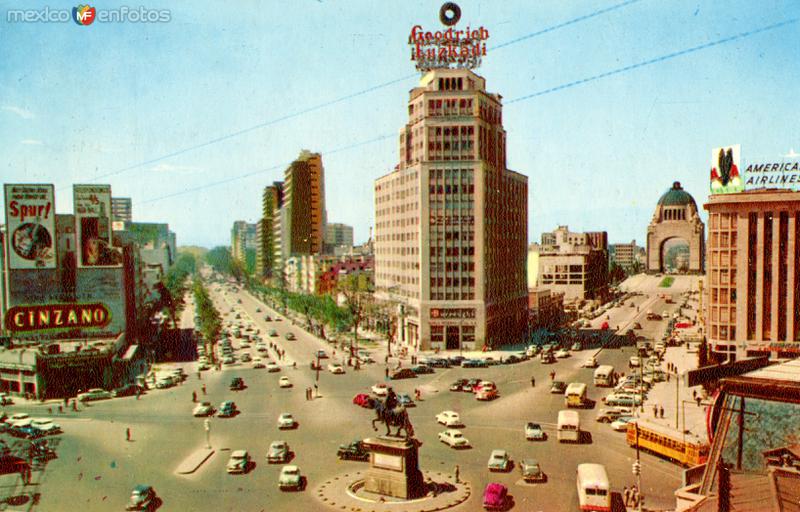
[13,279,692,511]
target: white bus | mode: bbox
[557,410,580,443]
[565,382,588,408]
[593,365,615,387]
[576,463,611,511]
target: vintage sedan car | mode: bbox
[411,365,434,375]
[77,388,112,402]
[397,393,415,407]
[266,363,281,373]
[390,368,417,380]
[438,429,470,448]
[285,332,296,341]
[218,401,238,418]
[482,483,508,511]
[193,402,215,417]
[126,484,157,511]
[555,348,570,358]
[371,383,389,396]
[316,350,329,359]
[277,413,297,429]
[487,449,511,472]
[278,376,292,388]
[550,381,567,394]
[267,441,290,463]
[581,357,599,368]
[436,411,462,427]
[611,416,636,432]
[524,422,546,441]
[337,440,369,461]
[30,418,61,435]
[352,393,371,408]
[449,379,469,392]
[229,377,245,391]
[328,364,345,375]
[226,450,250,474]
[278,465,303,491]
[520,459,546,482]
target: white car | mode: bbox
[278,377,292,388]
[7,413,30,426]
[267,363,281,372]
[438,429,470,448]
[31,418,61,434]
[278,413,296,429]
[629,356,641,368]
[555,348,570,358]
[193,402,215,417]
[328,364,345,375]
[581,357,598,368]
[226,450,250,474]
[611,416,636,432]
[436,411,462,427]
[278,465,303,491]
[371,383,388,396]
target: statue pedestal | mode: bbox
[362,436,425,499]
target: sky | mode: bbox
[1,0,798,248]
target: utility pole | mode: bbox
[675,371,680,429]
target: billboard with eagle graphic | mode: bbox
[710,145,743,195]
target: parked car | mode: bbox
[520,459,546,482]
[278,413,297,429]
[278,377,292,388]
[267,441,290,463]
[30,418,61,435]
[462,359,488,368]
[218,401,238,418]
[278,465,303,491]
[397,393,415,407]
[411,365,434,375]
[126,485,157,511]
[193,402,215,417]
[524,422,546,441]
[390,368,417,380]
[77,388,112,402]
[611,416,636,432]
[571,342,583,351]
[266,363,281,373]
[555,348,570,358]
[595,408,624,423]
[487,449,511,472]
[582,357,599,368]
[253,362,266,369]
[438,429,470,448]
[476,382,499,401]
[436,411,462,427]
[550,381,567,394]
[226,450,250,474]
[427,357,450,368]
[264,315,272,321]
[629,356,641,368]
[482,483,509,511]
[337,440,369,461]
[604,394,642,407]
[540,352,556,364]
[285,332,296,341]
[112,384,144,398]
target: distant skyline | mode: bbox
[1,1,798,247]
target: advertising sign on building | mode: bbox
[709,145,743,195]
[4,302,111,332]
[408,3,489,72]
[743,159,800,191]
[3,184,57,269]
[74,184,122,267]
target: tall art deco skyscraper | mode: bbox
[374,68,528,351]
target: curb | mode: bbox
[176,448,215,475]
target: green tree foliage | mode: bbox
[193,278,222,363]
[205,246,246,282]
[163,252,196,304]
[245,248,256,276]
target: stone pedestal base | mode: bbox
[363,436,425,499]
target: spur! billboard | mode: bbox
[3,183,57,269]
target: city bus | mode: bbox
[565,383,588,408]
[626,419,709,467]
[576,463,611,512]
[593,365,615,387]
[557,410,580,443]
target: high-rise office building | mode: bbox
[374,68,528,351]
[276,150,327,266]
[324,223,354,251]
[231,221,256,267]
[255,182,283,280]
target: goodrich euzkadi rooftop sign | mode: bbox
[409,2,489,72]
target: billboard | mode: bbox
[743,160,800,191]
[4,302,111,332]
[710,145,743,195]
[74,184,122,267]
[3,184,57,269]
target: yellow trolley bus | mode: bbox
[626,419,709,467]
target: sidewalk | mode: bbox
[637,343,709,440]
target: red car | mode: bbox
[352,393,371,408]
[483,483,508,510]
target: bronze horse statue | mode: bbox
[367,397,414,439]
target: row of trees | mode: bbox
[193,278,222,363]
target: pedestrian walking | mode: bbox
[202,384,206,395]
[313,383,318,398]
[667,372,670,382]
[385,367,389,378]
[659,405,664,418]
[550,371,555,381]
[531,377,536,387]
[192,391,197,403]
[696,396,702,407]
[58,405,63,414]
[72,400,78,412]
[653,404,658,417]
[197,371,201,380]
[623,486,630,506]
[126,427,131,442]
[454,464,460,484]
[692,389,697,400]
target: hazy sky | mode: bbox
[1,1,798,248]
